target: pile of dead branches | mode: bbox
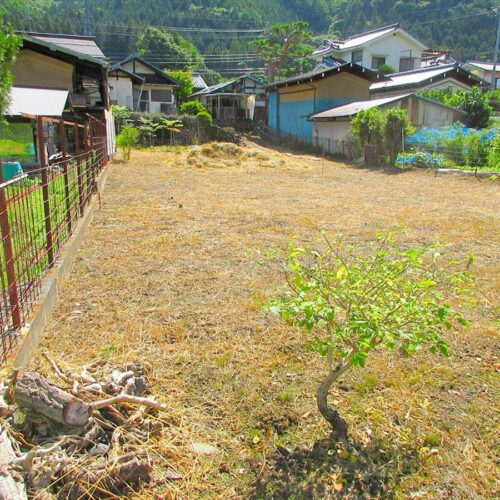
[0,357,178,498]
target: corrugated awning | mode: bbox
[310,94,413,120]
[7,86,70,117]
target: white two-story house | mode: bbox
[313,23,428,73]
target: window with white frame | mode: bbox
[371,56,386,69]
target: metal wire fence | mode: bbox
[0,115,108,362]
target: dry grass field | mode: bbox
[37,143,498,498]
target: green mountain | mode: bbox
[7,0,499,74]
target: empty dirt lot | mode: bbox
[38,144,498,498]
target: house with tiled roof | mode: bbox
[313,23,428,73]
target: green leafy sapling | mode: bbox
[266,231,473,442]
[116,126,139,161]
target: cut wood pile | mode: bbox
[0,357,176,498]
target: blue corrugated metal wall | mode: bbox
[267,91,352,143]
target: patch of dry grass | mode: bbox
[35,143,498,498]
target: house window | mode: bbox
[399,57,415,72]
[151,89,172,103]
[352,50,363,64]
[140,90,150,101]
[371,56,386,69]
[160,103,171,113]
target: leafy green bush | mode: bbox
[420,87,492,129]
[377,63,396,75]
[196,110,213,124]
[488,134,500,170]
[350,108,385,152]
[443,130,468,165]
[465,133,488,167]
[180,100,207,116]
[116,126,139,161]
[266,231,473,441]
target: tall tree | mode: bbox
[0,11,21,115]
[251,21,313,83]
[137,27,203,70]
[166,69,194,104]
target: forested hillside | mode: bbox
[5,0,498,73]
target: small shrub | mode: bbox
[116,126,139,161]
[350,108,385,152]
[465,134,488,168]
[378,64,396,75]
[196,110,213,124]
[180,100,207,116]
[488,134,500,169]
[266,231,473,442]
[443,130,467,165]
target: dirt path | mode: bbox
[39,145,498,498]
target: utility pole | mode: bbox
[83,0,93,36]
[491,6,500,89]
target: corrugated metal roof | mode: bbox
[7,87,69,117]
[191,80,236,97]
[190,75,265,97]
[370,64,460,90]
[30,34,106,59]
[310,94,412,119]
[192,72,208,90]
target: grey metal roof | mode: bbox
[190,80,237,97]
[28,33,106,59]
[310,94,412,120]
[309,93,465,120]
[370,63,487,92]
[190,75,265,97]
[7,86,70,117]
[21,34,108,67]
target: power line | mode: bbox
[94,22,265,33]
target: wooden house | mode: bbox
[189,75,266,124]
[109,56,178,113]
